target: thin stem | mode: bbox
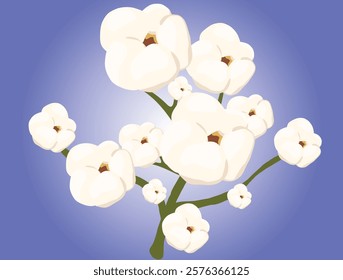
[170,99,178,112]
[135,176,148,188]
[176,155,281,209]
[218,92,224,104]
[145,92,175,118]
[61,148,69,157]
[153,157,178,175]
[243,155,281,186]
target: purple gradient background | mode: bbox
[1,0,341,259]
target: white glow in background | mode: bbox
[23,0,321,259]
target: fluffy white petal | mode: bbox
[42,103,68,119]
[28,112,54,134]
[105,38,143,90]
[106,38,179,91]
[148,128,163,149]
[172,93,225,134]
[69,167,99,206]
[224,59,255,95]
[124,142,159,167]
[218,41,254,61]
[200,23,240,47]
[179,142,227,185]
[142,184,157,203]
[90,171,126,206]
[157,15,191,69]
[55,117,76,131]
[119,124,140,145]
[51,130,75,152]
[165,227,191,251]
[66,143,97,175]
[100,7,143,51]
[227,192,243,208]
[131,43,179,91]
[256,100,274,128]
[142,3,171,31]
[274,127,300,151]
[296,145,321,168]
[97,141,120,162]
[187,40,229,93]
[155,193,166,204]
[162,212,188,233]
[288,118,314,134]
[247,115,267,138]
[31,127,57,150]
[184,230,209,253]
[277,142,303,165]
[239,198,252,209]
[226,96,250,113]
[175,203,202,220]
[189,59,230,93]
[221,128,255,181]
[160,121,207,172]
[109,149,135,190]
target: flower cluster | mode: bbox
[28,3,322,259]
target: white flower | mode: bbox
[227,94,274,138]
[28,103,76,152]
[187,23,255,95]
[101,4,191,92]
[142,179,167,204]
[274,118,322,167]
[119,122,163,167]
[161,93,255,185]
[162,204,209,253]
[66,141,135,208]
[227,184,252,209]
[168,76,192,100]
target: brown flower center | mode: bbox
[98,162,110,173]
[143,33,158,47]
[207,131,223,145]
[240,195,244,199]
[53,126,61,133]
[141,137,149,144]
[187,226,195,233]
[155,190,159,194]
[299,141,306,148]
[221,56,233,66]
[248,109,256,116]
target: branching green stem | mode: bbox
[175,155,281,209]
[166,176,186,210]
[153,157,178,175]
[145,92,177,118]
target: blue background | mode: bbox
[1,0,341,259]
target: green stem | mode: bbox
[176,155,281,209]
[153,157,178,175]
[61,148,69,157]
[166,176,186,210]
[218,92,224,104]
[149,176,186,259]
[243,155,281,186]
[135,176,148,188]
[145,92,176,118]
[149,220,165,260]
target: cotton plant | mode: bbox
[28,3,322,259]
